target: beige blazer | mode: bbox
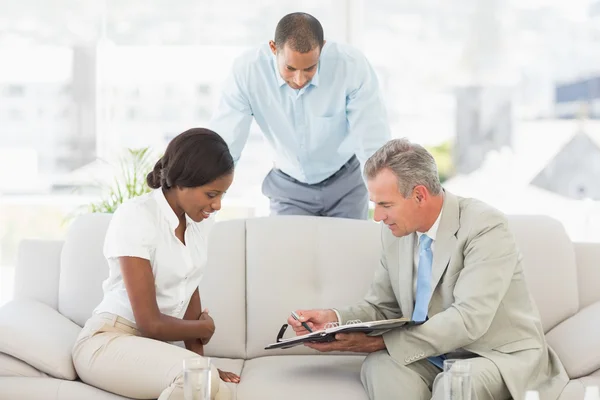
[338,191,568,399]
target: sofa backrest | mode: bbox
[574,242,600,310]
[56,213,247,359]
[244,216,381,358]
[59,213,112,328]
[14,239,63,309]
[245,214,582,358]
[507,215,579,332]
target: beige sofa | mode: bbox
[0,213,599,399]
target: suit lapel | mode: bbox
[429,191,460,299]
[398,233,416,319]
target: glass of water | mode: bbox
[183,357,212,400]
[443,359,472,400]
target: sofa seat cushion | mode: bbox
[546,301,600,379]
[558,369,600,400]
[0,352,48,378]
[0,377,131,399]
[237,355,368,400]
[0,299,81,380]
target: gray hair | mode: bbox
[364,138,442,197]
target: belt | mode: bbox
[275,155,359,186]
[96,312,139,332]
[318,155,359,185]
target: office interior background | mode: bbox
[1,0,600,304]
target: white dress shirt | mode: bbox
[94,189,214,323]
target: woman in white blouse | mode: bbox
[72,128,238,400]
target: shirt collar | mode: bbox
[310,42,328,88]
[153,188,182,231]
[309,64,320,87]
[272,55,287,87]
[417,196,444,242]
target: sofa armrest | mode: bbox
[0,299,81,380]
[14,239,64,309]
[546,301,600,379]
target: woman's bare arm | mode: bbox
[181,287,240,383]
[183,288,205,354]
[120,256,214,342]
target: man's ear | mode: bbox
[413,185,427,204]
[269,40,277,55]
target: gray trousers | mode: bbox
[261,155,368,219]
[361,351,510,400]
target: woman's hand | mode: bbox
[218,369,240,383]
[198,308,215,345]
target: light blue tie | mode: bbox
[412,234,433,323]
[412,234,446,369]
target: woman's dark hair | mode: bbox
[146,128,234,190]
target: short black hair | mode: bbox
[274,12,324,53]
[146,128,234,190]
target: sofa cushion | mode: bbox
[59,213,112,327]
[245,216,381,358]
[574,242,600,309]
[200,219,247,359]
[0,299,81,380]
[546,301,600,379]
[0,352,47,378]
[507,215,579,332]
[14,239,63,309]
[237,355,368,400]
[0,377,131,400]
[558,369,600,400]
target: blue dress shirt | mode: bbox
[209,41,391,184]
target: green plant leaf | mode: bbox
[79,147,157,216]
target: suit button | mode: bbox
[405,358,410,363]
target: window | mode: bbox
[1,0,598,307]
[8,108,24,120]
[0,2,345,306]
[197,108,211,120]
[362,0,600,242]
[127,107,138,120]
[197,84,211,96]
[4,85,25,97]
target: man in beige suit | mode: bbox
[289,138,568,400]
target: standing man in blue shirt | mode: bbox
[210,12,391,219]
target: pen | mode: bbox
[291,311,313,333]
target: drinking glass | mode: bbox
[183,357,212,400]
[443,359,472,400]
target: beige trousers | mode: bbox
[72,313,231,400]
[360,351,510,400]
